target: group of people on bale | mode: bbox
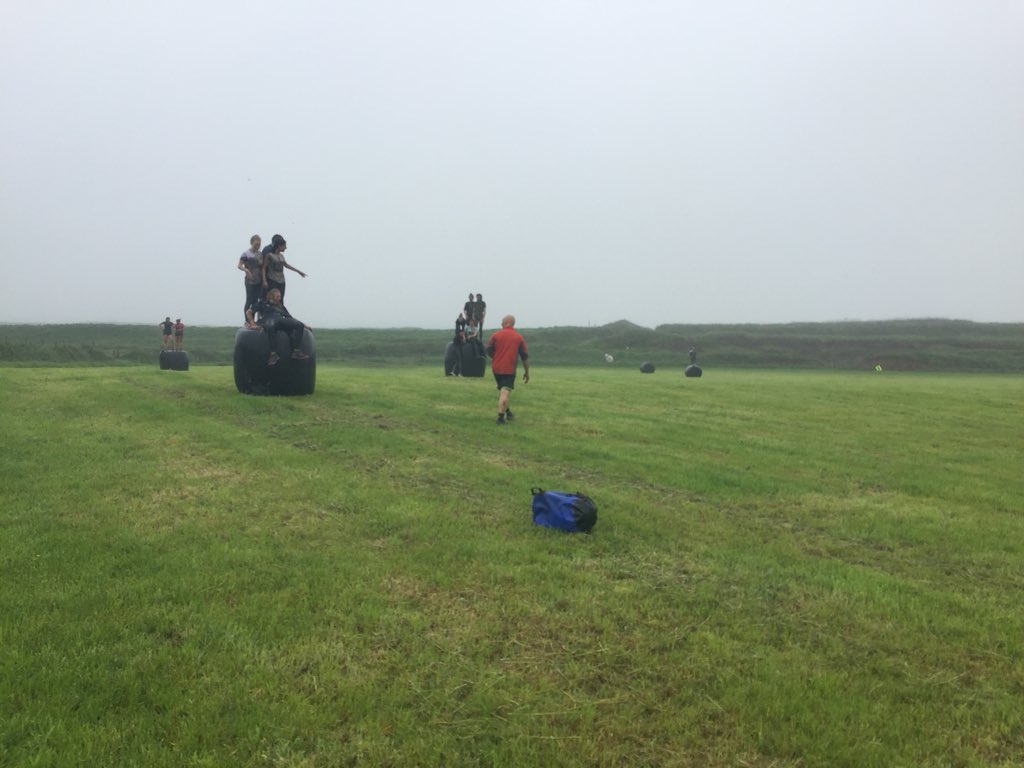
[159,317,185,351]
[237,234,311,365]
[451,291,487,375]
[236,246,528,422]
[455,292,487,343]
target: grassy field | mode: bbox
[1,364,1022,767]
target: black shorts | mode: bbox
[494,373,516,390]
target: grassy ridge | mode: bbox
[2,365,1023,766]
[2,318,1024,370]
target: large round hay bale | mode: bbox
[639,361,655,373]
[233,327,316,395]
[459,338,486,377]
[684,364,703,378]
[159,350,189,371]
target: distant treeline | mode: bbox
[2,319,1023,371]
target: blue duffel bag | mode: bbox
[531,488,598,533]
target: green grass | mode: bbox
[1,365,1022,767]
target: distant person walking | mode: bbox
[247,288,311,366]
[486,314,529,425]
[174,319,184,351]
[238,234,263,327]
[160,317,173,350]
[261,234,307,302]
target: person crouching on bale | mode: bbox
[246,288,311,366]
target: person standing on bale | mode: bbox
[486,314,529,425]
[261,234,306,302]
[474,293,486,333]
[237,234,263,327]
[173,319,184,351]
[160,317,173,350]
[463,292,477,338]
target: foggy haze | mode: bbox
[3,1,1022,329]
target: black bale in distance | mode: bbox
[159,350,189,371]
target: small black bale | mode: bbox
[639,361,655,373]
[685,364,703,378]
[159,350,189,371]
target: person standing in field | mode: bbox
[261,234,307,302]
[160,317,173,350]
[173,319,184,351]
[486,314,529,425]
[237,234,263,327]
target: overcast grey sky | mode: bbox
[3,0,1022,329]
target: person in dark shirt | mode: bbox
[159,317,173,350]
[261,234,307,302]
[247,288,311,366]
[448,313,469,376]
[474,293,486,332]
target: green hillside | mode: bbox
[2,319,1023,371]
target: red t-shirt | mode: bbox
[486,327,528,375]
